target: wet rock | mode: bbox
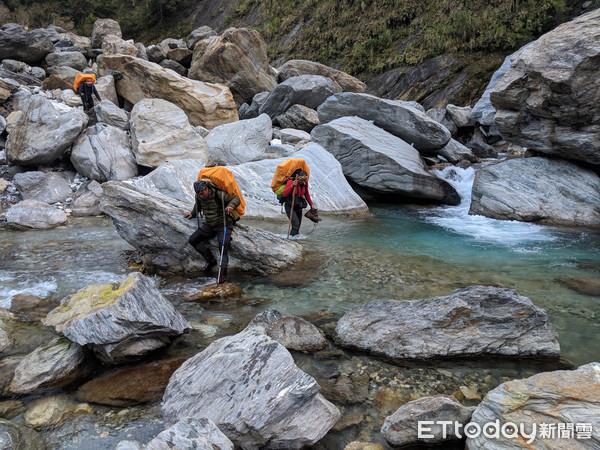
[9,294,54,319]
[336,285,560,359]
[0,418,46,448]
[130,98,209,168]
[558,277,600,296]
[469,157,600,226]
[205,113,272,165]
[162,329,340,448]
[381,395,475,446]
[188,27,277,105]
[277,59,366,93]
[99,54,238,129]
[0,356,22,396]
[76,358,186,407]
[467,362,600,449]
[9,337,92,394]
[5,200,68,229]
[24,395,88,430]
[183,282,243,303]
[146,417,234,450]
[99,181,304,276]
[6,95,88,166]
[317,92,451,151]
[311,116,460,205]
[42,272,191,364]
[71,180,103,216]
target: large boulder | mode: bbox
[5,200,68,230]
[71,123,137,182]
[99,181,304,275]
[129,98,209,168]
[275,104,320,132]
[259,75,336,119]
[469,157,600,227]
[205,113,272,164]
[311,116,460,205]
[317,92,451,151]
[467,362,600,449]
[0,25,55,64]
[335,285,560,360]
[99,54,238,129]
[44,51,87,71]
[188,27,277,105]
[94,75,119,107]
[94,99,130,130]
[131,159,203,203]
[101,35,138,57]
[13,171,73,204]
[91,18,122,48]
[491,9,600,165]
[277,59,367,92]
[162,329,340,448]
[6,95,88,166]
[42,272,191,364]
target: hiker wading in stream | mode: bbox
[184,180,240,283]
[282,169,314,237]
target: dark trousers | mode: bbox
[189,221,233,267]
[284,204,303,236]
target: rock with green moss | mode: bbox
[43,272,191,364]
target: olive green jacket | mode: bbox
[191,187,241,227]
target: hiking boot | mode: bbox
[217,267,227,284]
[201,258,217,271]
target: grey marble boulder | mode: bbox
[277,59,367,93]
[382,396,475,447]
[0,419,46,449]
[91,18,122,48]
[245,309,328,352]
[0,25,55,64]
[71,180,103,216]
[162,329,340,448]
[6,95,88,166]
[438,139,478,164]
[132,159,203,203]
[317,92,451,151]
[259,75,337,119]
[467,362,600,449]
[42,272,191,364]
[275,104,320,132]
[205,113,273,165]
[13,170,73,204]
[426,108,458,137]
[446,104,474,128]
[8,337,91,394]
[94,99,130,130]
[335,285,560,360]
[280,128,310,145]
[71,123,137,182]
[469,157,600,227]
[146,418,233,450]
[5,200,68,230]
[491,9,600,165]
[44,51,87,71]
[94,76,120,108]
[311,116,460,205]
[99,181,303,275]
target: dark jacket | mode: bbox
[191,187,241,227]
[77,81,101,104]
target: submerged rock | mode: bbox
[335,285,560,359]
[146,418,234,450]
[42,272,191,364]
[162,329,340,448]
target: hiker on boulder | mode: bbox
[76,69,101,112]
[184,179,241,283]
[282,169,314,237]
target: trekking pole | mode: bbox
[217,192,227,284]
[286,181,296,239]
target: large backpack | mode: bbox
[197,166,246,220]
[271,158,310,204]
[73,73,96,92]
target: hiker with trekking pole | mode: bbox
[184,178,241,284]
[282,169,316,238]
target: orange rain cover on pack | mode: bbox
[197,166,246,218]
[270,158,310,192]
[73,73,96,92]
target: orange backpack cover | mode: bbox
[270,158,310,192]
[73,73,96,92]
[197,166,246,218]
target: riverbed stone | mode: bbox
[0,418,46,448]
[381,395,475,446]
[317,92,451,151]
[13,170,73,204]
[146,417,233,450]
[9,337,91,394]
[245,309,328,352]
[5,200,68,229]
[71,123,137,182]
[130,98,209,168]
[24,395,86,431]
[469,157,600,227]
[162,329,340,448]
[490,9,600,165]
[99,54,238,129]
[466,362,600,449]
[6,95,88,166]
[42,272,191,364]
[335,285,560,359]
[71,180,103,216]
[438,139,478,164]
[311,116,460,205]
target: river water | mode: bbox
[1,165,599,447]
